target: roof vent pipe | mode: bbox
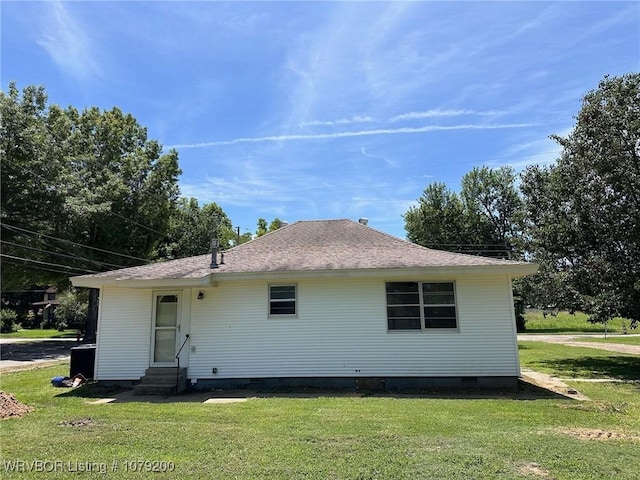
[358,218,368,226]
[210,239,219,269]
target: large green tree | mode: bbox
[157,198,234,259]
[1,83,181,290]
[404,166,523,258]
[521,73,640,326]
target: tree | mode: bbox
[256,218,268,237]
[1,83,182,290]
[55,289,88,331]
[405,168,523,258]
[521,73,640,326]
[268,218,284,232]
[157,198,234,259]
[0,84,70,288]
[461,166,524,257]
[404,183,469,248]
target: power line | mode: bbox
[0,254,97,274]
[1,257,92,277]
[0,240,125,270]
[1,223,150,263]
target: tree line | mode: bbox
[404,73,639,328]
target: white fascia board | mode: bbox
[209,263,539,282]
[71,263,538,289]
[71,275,212,289]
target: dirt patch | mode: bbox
[554,428,640,441]
[556,401,627,414]
[58,417,95,427]
[0,391,33,419]
[517,462,553,478]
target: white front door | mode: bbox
[151,293,180,366]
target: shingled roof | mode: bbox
[72,219,537,286]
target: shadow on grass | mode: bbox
[54,382,569,402]
[55,383,130,398]
[535,356,640,381]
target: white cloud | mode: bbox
[36,2,101,81]
[300,116,375,127]
[389,109,504,122]
[167,123,535,149]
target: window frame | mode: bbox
[268,284,298,317]
[386,281,458,331]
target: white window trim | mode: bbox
[386,281,459,332]
[268,284,298,318]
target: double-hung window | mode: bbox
[386,282,457,330]
[269,285,297,316]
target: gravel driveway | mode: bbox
[518,334,640,355]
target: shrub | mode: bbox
[1,309,19,333]
[55,289,88,330]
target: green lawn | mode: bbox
[518,341,640,380]
[0,329,77,339]
[523,310,631,334]
[578,336,640,346]
[1,347,639,480]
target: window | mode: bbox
[269,285,296,315]
[386,282,457,330]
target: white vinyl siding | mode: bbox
[94,287,153,380]
[186,274,519,379]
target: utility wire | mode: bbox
[0,253,97,274]
[0,240,125,269]
[1,257,93,277]
[1,223,150,263]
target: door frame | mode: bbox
[150,291,182,367]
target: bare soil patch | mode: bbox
[0,391,33,419]
[554,428,640,441]
[517,462,553,478]
[58,417,95,427]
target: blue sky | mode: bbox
[2,1,638,239]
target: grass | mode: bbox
[523,310,631,334]
[579,336,640,346]
[518,341,640,380]
[0,329,78,339]
[1,350,639,480]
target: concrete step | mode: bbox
[134,384,177,396]
[143,367,186,376]
[134,367,188,395]
[140,374,187,385]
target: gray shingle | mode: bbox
[73,219,532,282]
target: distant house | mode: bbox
[31,286,59,327]
[71,219,537,393]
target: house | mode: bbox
[31,286,59,328]
[71,219,538,393]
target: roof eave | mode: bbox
[71,262,539,288]
[70,275,213,289]
[209,263,540,281]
